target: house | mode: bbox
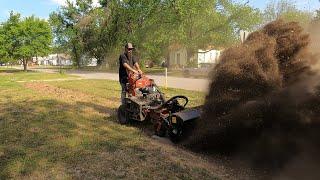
[168,47,222,68]
[169,47,188,68]
[86,58,97,66]
[197,49,221,67]
[240,30,251,43]
[33,54,72,66]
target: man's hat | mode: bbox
[125,43,134,49]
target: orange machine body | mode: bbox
[127,73,153,96]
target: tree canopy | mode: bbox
[263,0,313,26]
[50,0,262,67]
[2,0,318,69]
[0,12,52,70]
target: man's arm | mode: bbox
[123,62,138,74]
[134,62,143,74]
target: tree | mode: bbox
[134,0,262,63]
[102,0,262,64]
[51,0,262,68]
[281,10,313,26]
[49,0,95,68]
[103,0,171,64]
[17,16,52,71]
[170,0,261,62]
[0,25,8,64]
[0,12,21,65]
[263,0,312,26]
[78,8,113,67]
[1,12,52,71]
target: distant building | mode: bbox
[240,30,251,43]
[33,54,72,66]
[86,58,97,66]
[197,49,221,67]
[169,48,188,68]
[168,47,222,68]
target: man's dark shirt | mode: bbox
[119,52,137,84]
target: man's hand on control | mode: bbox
[138,69,143,74]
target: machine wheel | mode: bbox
[168,122,183,143]
[168,127,183,143]
[118,105,129,124]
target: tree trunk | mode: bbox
[186,48,194,64]
[165,51,170,68]
[102,56,108,69]
[96,56,104,68]
[57,53,60,65]
[72,43,80,68]
[23,58,27,71]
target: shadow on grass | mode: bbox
[76,101,116,115]
[0,98,140,179]
[0,98,220,179]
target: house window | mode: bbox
[177,53,180,65]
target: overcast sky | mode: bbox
[0,0,319,22]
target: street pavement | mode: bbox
[68,70,209,92]
[16,67,210,92]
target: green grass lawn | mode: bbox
[0,69,220,179]
[46,79,204,108]
[0,68,76,82]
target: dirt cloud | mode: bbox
[184,19,320,178]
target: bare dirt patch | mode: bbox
[24,82,116,116]
[25,83,90,100]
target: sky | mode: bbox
[238,0,320,11]
[0,0,99,22]
[0,0,319,23]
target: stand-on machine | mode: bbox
[117,73,200,142]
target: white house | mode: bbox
[197,49,221,67]
[33,54,72,66]
[169,47,222,68]
[86,58,97,66]
[240,30,251,43]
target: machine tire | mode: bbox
[168,129,182,143]
[168,124,183,143]
[118,105,129,124]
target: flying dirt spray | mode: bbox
[184,19,320,178]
